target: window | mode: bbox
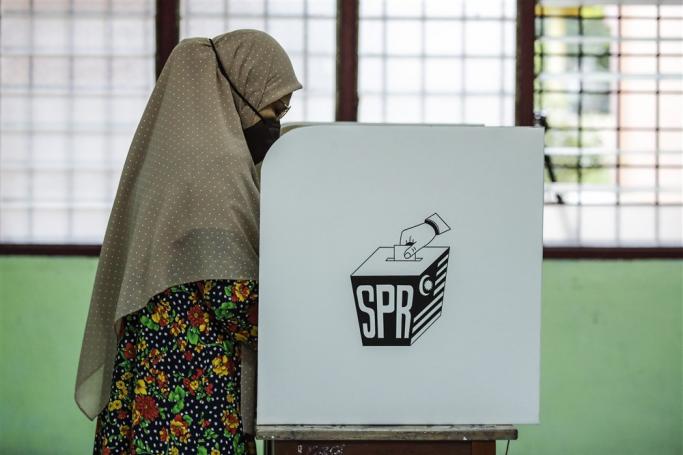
[179,0,337,122]
[536,3,683,246]
[1,0,155,243]
[2,0,680,255]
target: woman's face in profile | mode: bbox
[258,92,292,120]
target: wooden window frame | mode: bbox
[1,0,680,259]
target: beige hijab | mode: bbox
[74,29,302,436]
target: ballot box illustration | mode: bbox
[351,245,450,346]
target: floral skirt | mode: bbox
[93,279,259,455]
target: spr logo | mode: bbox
[350,213,451,346]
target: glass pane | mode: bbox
[535,4,683,246]
[0,0,156,243]
[358,0,515,125]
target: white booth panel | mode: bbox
[257,124,544,425]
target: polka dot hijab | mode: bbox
[74,29,303,435]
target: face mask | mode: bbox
[209,38,282,165]
[242,116,281,165]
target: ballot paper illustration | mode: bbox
[351,213,451,346]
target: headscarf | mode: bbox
[74,29,303,436]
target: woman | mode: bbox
[74,29,302,454]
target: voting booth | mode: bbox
[256,123,544,454]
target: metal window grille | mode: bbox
[0,0,156,244]
[179,0,337,122]
[357,0,517,125]
[3,1,681,253]
[536,3,683,246]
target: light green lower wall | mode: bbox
[0,257,681,455]
[507,260,682,455]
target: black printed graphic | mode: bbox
[351,213,451,346]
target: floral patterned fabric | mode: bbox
[92,279,259,455]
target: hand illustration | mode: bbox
[399,222,437,259]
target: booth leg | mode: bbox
[264,439,275,455]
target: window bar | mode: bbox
[302,0,310,120]
[500,0,506,126]
[460,1,466,123]
[155,0,179,79]
[655,4,661,244]
[67,0,75,242]
[576,6,584,243]
[103,0,114,236]
[615,4,622,242]
[419,0,426,123]
[336,0,358,121]
[548,125,678,132]
[180,0,187,37]
[543,87,681,95]
[537,51,681,59]
[28,0,36,240]
[538,35,678,44]
[515,0,535,127]
[538,12,682,20]
[265,1,270,37]
[537,11,544,116]
[381,0,387,121]
[534,6,564,205]
[223,0,229,36]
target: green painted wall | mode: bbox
[506,260,682,455]
[0,257,681,455]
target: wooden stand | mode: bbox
[257,425,517,455]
